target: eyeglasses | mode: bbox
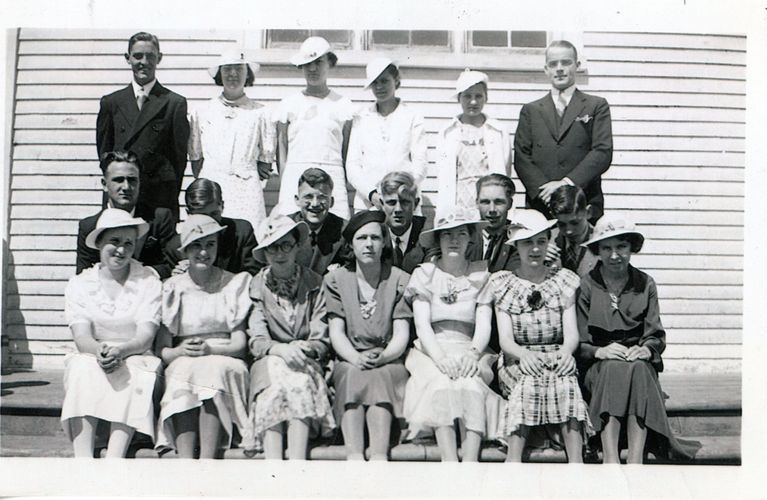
[265,241,297,254]
[299,194,330,206]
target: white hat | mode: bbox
[253,213,309,262]
[364,57,397,89]
[85,208,149,250]
[290,36,334,66]
[207,52,260,80]
[504,209,557,245]
[454,68,489,96]
[419,206,487,248]
[581,215,645,253]
[178,214,226,252]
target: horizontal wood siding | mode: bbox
[4,29,743,372]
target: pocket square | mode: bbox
[575,114,592,124]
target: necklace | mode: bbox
[603,276,628,310]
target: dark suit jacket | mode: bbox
[289,211,347,276]
[466,222,520,273]
[164,216,262,276]
[554,224,598,278]
[514,89,612,222]
[385,215,428,274]
[96,82,189,217]
[76,207,176,279]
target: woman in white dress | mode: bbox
[188,53,276,228]
[274,36,356,219]
[61,208,163,458]
[346,58,428,212]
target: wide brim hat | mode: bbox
[364,57,397,89]
[581,215,645,253]
[290,36,334,66]
[207,52,260,79]
[177,214,226,252]
[85,208,149,250]
[253,214,309,262]
[454,68,489,97]
[504,209,557,245]
[419,207,487,248]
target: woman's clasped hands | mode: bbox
[596,343,651,362]
[177,337,211,357]
[436,350,480,380]
[272,340,315,370]
[96,343,122,373]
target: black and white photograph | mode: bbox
[0,0,763,497]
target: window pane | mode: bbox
[411,30,449,46]
[269,30,311,43]
[472,31,508,47]
[371,30,409,45]
[314,30,351,45]
[511,31,547,48]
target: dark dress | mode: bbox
[323,264,412,421]
[577,262,700,459]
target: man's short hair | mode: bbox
[99,150,141,174]
[549,185,587,216]
[297,167,334,191]
[475,173,516,202]
[546,40,578,62]
[379,171,417,199]
[127,32,160,54]
[185,178,223,211]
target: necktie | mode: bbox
[394,236,404,265]
[556,91,567,120]
[564,241,579,271]
[137,93,148,111]
[484,234,497,261]
[310,231,317,247]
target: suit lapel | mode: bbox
[558,89,586,140]
[538,95,559,140]
[127,82,169,145]
[406,216,426,252]
[115,86,140,130]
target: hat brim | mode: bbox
[581,229,645,253]
[418,220,488,249]
[363,61,397,89]
[207,61,260,80]
[290,50,333,67]
[252,220,309,262]
[177,225,226,253]
[85,221,150,250]
[504,219,558,246]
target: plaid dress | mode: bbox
[490,269,594,438]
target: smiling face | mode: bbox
[477,184,511,233]
[219,63,247,95]
[97,226,137,271]
[458,83,487,118]
[370,69,398,104]
[352,222,384,266]
[125,40,161,86]
[185,234,219,271]
[544,45,579,91]
[295,182,333,228]
[102,161,140,211]
[515,230,550,270]
[300,54,330,87]
[597,236,632,276]
[439,225,472,258]
[381,191,417,235]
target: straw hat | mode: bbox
[454,68,489,96]
[364,57,396,89]
[581,215,645,253]
[504,209,557,245]
[207,52,260,80]
[289,36,335,66]
[253,213,309,262]
[85,208,149,250]
[177,214,226,252]
[419,207,487,248]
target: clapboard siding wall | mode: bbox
[4,29,744,372]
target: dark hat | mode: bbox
[342,210,386,243]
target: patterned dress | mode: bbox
[454,124,490,209]
[490,269,593,438]
[156,269,255,452]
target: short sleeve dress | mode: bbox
[402,261,503,441]
[577,263,700,459]
[490,269,593,438]
[188,94,276,228]
[61,260,163,442]
[156,269,254,452]
[323,264,412,422]
[273,91,356,219]
[247,265,336,446]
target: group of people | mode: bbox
[60,31,699,463]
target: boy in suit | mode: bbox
[549,185,598,278]
[96,32,189,220]
[467,173,520,272]
[514,40,612,224]
[378,171,427,273]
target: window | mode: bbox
[469,30,547,50]
[266,29,353,49]
[369,30,451,50]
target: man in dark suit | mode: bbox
[378,171,428,273]
[96,32,189,220]
[466,173,520,273]
[164,178,262,276]
[76,150,176,278]
[514,40,612,224]
[288,168,348,275]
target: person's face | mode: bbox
[544,45,579,90]
[371,71,398,103]
[220,63,247,94]
[439,225,472,258]
[125,40,161,86]
[102,161,140,211]
[597,236,632,276]
[185,234,218,271]
[352,222,384,266]
[458,83,487,118]
[98,226,137,271]
[515,231,549,270]
[556,210,589,242]
[295,183,333,227]
[264,232,298,267]
[301,55,330,87]
[189,200,224,223]
[381,191,417,234]
[476,184,511,232]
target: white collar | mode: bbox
[550,85,576,105]
[445,115,503,133]
[389,224,413,252]
[132,79,157,97]
[106,201,136,217]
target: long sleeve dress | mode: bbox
[156,269,255,452]
[61,260,163,443]
[247,265,336,446]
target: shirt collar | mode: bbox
[389,224,412,252]
[132,79,157,98]
[550,85,576,105]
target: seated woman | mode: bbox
[62,208,163,458]
[325,210,412,461]
[156,214,254,458]
[577,217,700,463]
[490,209,593,463]
[402,207,502,462]
[248,213,336,460]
